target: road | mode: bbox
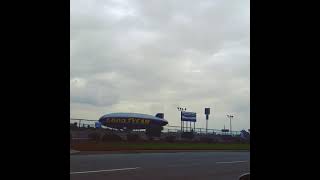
[70,151,250,180]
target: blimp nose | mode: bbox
[162,119,168,126]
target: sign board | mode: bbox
[181,111,197,122]
[205,108,210,115]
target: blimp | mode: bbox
[98,112,168,130]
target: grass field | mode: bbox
[71,142,250,151]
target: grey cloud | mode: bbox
[70,0,250,130]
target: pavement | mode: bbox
[70,151,250,180]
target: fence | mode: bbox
[70,118,241,136]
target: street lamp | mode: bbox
[177,107,186,112]
[177,106,187,132]
[227,115,234,135]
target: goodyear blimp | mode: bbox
[98,112,168,129]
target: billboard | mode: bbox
[205,108,210,115]
[181,111,197,122]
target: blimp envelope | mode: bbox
[99,112,168,129]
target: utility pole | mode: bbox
[227,115,234,136]
[206,118,208,134]
[205,108,211,134]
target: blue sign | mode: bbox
[181,112,197,122]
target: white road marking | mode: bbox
[239,172,250,177]
[216,160,248,164]
[168,160,249,167]
[70,167,141,175]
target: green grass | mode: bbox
[72,142,250,151]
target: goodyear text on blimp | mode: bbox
[107,118,151,125]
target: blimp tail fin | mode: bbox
[155,113,164,119]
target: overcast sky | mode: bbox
[70,0,250,131]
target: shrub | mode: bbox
[165,136,176,142]
[88,132,100,142]
[70,123,78,130]
[200,137,214,143]
[127,134,141,142]
[146,126,163,138]
[102,134,122,142]
[181,132,195,139]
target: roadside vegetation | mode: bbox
[71,142,249,151]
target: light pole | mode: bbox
[205,108,211,134]
[177,107,186,132]
[227,115,234,135]
[206,118,208,134]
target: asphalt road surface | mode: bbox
[70,151,250,180]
